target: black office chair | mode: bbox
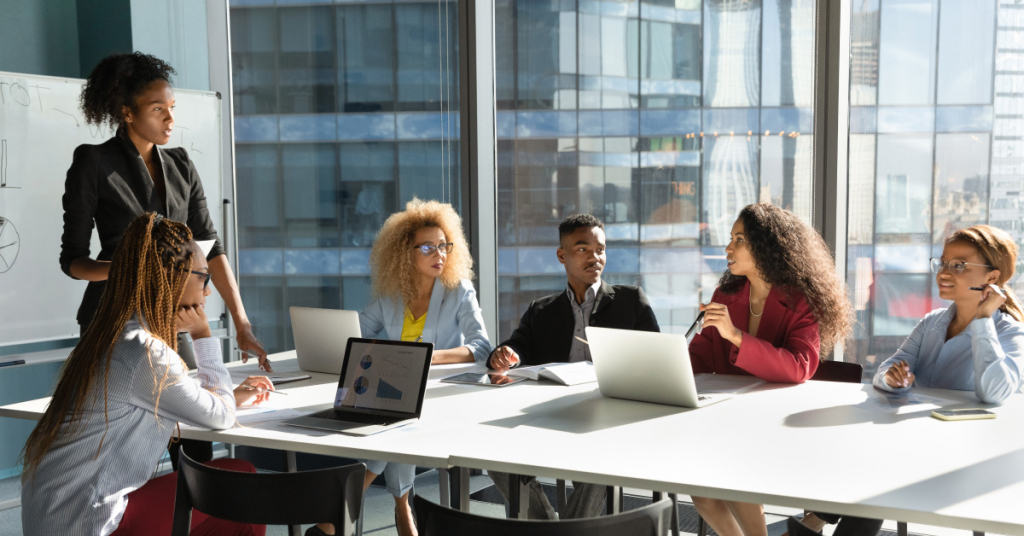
[170,451,366,536]
[414,494,674,536]
[811,360,864,384]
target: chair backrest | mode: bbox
[811,360,864,384]
[171,451,365,536]
[414,494,673,536]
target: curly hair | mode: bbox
[370,199,474,305]
[80,52,176,129]
[718,203,853,357]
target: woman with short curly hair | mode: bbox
[309,198,491,536]
[688,203,853,536]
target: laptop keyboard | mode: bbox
[311,409,389,425]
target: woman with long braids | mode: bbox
[687,203,853,536]
[22,214,271,536]
[60,52,268,371]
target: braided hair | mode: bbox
[80,52,176,129]
[22,214,194,478]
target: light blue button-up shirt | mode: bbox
[872,305,1024,404]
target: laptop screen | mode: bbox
[334,339,431,415]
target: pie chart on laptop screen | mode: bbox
[354,376,370,395]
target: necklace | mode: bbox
[749,285,765,317]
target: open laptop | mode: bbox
[290,307,362,373]
[283,338,433,436]
[585,326,732,408]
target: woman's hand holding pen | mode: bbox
[974,284,1006,320]
[701,302,743,348]
[884,360,915,389]
[233,375,275,407]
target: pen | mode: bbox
[239,385,288,395]
[574,336,588,345]
[685,310,706,339]
[415,335,423,342]
[0,359,26,368]
[970,286,1005,296]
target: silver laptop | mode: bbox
[585,326,732,408]
[284,338,433,436]
[290,307,362,373]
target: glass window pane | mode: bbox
[936,0,996,105]
[845,1,1020,381]
[878,0,938,105]
[498,0,817,337]
[231,2,460,353]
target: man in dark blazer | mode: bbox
[487,213,660,520]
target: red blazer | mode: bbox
[689,280,820,383]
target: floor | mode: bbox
[0,472,993,536]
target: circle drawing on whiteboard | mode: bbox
[354,376,370,395]
[0,217,19,274]
[359,354,373,370]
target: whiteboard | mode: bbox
[0,71,225,346]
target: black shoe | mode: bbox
[305,526,331,536]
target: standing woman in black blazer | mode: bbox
[60,52,268,371]
[60,53,270,465]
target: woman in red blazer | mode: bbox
[689,203,852,536]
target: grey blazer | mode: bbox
[359,278,493,364]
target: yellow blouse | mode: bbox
[401,307,426,342]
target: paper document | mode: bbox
[235,406,305,427]
[507,362,597,386]
[857,391,959,415]
[694,373,766,394]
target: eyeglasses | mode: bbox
[412,242,454,256]
[190,270,211,291]
[929,257,994,275]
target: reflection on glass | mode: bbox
[877,0,937,105]
[497,0,816,337]
[231,1,460,353]
[932,134,990,242]
[936,0,996,105]
[704,0,761,108]
[845,0,1023,381]
[874,135,932,238]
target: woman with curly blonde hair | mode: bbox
[309,199,491,536]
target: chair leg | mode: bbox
[508,473,529,519]
[284,451,301,536]
[556,479,567,515]
[698,515,708,536]
[606,485,621,515]
[897,522,908,536]
[438,468,450,508]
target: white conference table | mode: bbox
[3,354,1024,535]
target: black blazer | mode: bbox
[60,131,223,327]
[495,281,660,367]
